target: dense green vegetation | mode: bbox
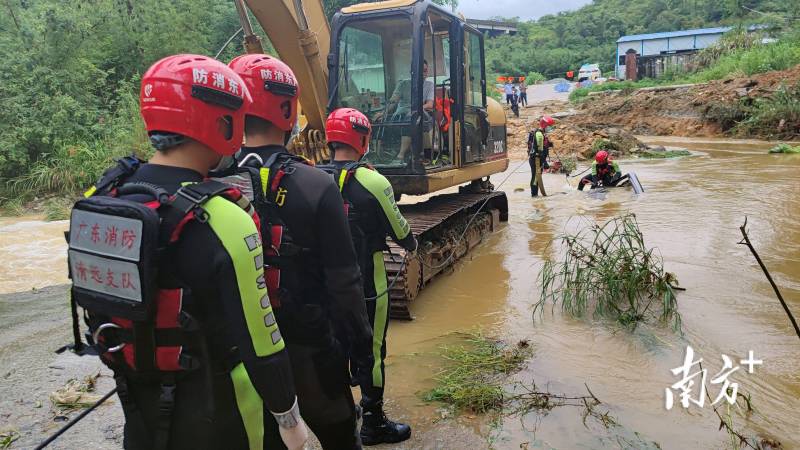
[0,0,457,206]
[0,0,271,204]
[0,0,797,207]
[484,0,798,79]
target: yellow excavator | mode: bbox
[238,0,509,318]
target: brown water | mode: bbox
[1,136,798,448]
[385,136,800,449]
[0,216,68,294]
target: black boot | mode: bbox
[360,406,411,446]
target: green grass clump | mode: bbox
[424,333,531,413]
[737,83,800,139]
[768,143,800,154]
[638,149,692,159]
[0,430,19,450]
[536,214,681,331]
[0,198,26,217]
[559,157,577,174]
[44,197,75,221]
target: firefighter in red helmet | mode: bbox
[70,54,308,450]
[578,150,626,190]
[320,108,417,446]
[527,115,555,196]
[221,54,373,449]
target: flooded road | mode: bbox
[0,216,68,294]
[1,136,798,448]
[385,136,800,448]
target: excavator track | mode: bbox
[384,191,508,319]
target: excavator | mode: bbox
[238,0,509,318]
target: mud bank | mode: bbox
[568,64,800,138]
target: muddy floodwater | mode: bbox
[1,136,799,449]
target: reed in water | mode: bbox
[536,213,681,330]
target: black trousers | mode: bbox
[520,92,527,106]
[505,94,513,105]
[265,341,360,450]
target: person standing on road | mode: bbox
[225,54,374,449]
[518,80,528,107]
[72,54,308,450]
[504,81,514,105]
[321,108,418,446]
[527,116,555,196]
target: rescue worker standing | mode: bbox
[322,108,417,445]
[527,116,555,197]
[225,54,373,449]
[70,55,307,450]
[578,150,627,190]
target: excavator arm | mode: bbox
[242,0,331,158]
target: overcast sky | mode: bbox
[455,0,593,21]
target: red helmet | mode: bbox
[325,108,372,156]
[540,116,555,129]
[595,150,609,164]
[228,54,299,132]
[140,54,250,156]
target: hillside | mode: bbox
[484,0,798,78]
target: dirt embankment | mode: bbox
[505,101,647,162]
[567,64,800,138]
[503,65,800,162]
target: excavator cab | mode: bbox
[328,0,508,195]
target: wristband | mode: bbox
[272,397,301,429]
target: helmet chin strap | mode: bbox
[211,154,235,172]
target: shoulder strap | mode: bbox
[85,155,144,197]
[107,180,237,245]
[336,161,370,193]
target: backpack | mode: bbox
[216,152,314,308]
[66,156,259,449]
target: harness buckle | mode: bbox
[92,323,126,353]
[158,383,176,414]
[176,187,208,205]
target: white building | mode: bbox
[616,27,732,79]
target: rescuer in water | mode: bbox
[578,150,628,190]
[527,115,555,197]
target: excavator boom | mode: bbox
[242,0,510,319]
[243,0,330,134]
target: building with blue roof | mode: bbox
[615,26,734,79]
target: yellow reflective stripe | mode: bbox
[202,196,284,357]
[83,186,97,198]
[353,168,410,239]
[259,167,270,196]
[371,250,388,388]
[230,363,264,450]
[337,169,348,192]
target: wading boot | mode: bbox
[360,406,411,445]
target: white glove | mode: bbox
[278,417,308,450]
[273,398,308,450]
